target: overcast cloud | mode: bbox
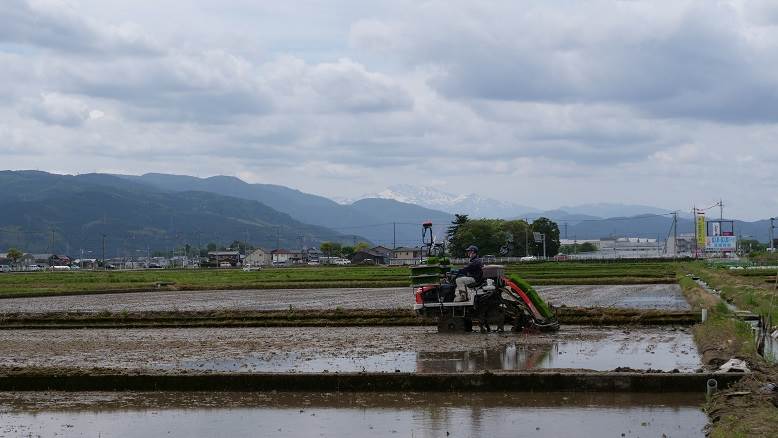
[1,0,776,219]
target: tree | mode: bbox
[447,214,470,255]
[501,220,531,256]
[530,217,561,257]
[340,246,355,258]
[6,248,23,267]
[560,242,597,254]
[320,242,342,261]
[354,242,370,252]
[450,219,507,257]
[740,239,766,254]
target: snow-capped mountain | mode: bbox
[358,185,537,218]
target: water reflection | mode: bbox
[416,344,554,373]
[172,334,700,373]
[0,392,709,438]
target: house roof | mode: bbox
[393,247,420,252]
[271,248,301,254]
[208,251,239,256]
[355,250,388,258]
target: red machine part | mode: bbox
[414,285,436,304]
[502,277,544,320]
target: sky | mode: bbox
[1,0,777,220]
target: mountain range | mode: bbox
[0,171,363,255]
[352,184,677,221]
[0,170,773,256]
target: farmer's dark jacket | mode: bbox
[457,256,483,282]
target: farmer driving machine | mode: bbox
[412,222,559,333]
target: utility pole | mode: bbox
[393,222,396,250]
[525,218,529,257]
[692,206,698,259]
[276,227,280,250]
[672,211,678,258]
[564,222,568,240]
[101,234,106,270]
[719,199,724,220]
[771,218,776,252]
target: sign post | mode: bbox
[533,232,546,260]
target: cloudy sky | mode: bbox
[2,0,777,219]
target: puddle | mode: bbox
[0,391,708,438]
[170,330,700,373]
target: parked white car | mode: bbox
[333,258,351,265]
[520,256,538,262]
[242,264,261,271]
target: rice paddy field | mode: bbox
[0,261,679,298]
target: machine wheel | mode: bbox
[437,317,473,333]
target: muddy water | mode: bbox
[538,284,690,310]
[0,391,708,438]
[0,284,688,313]
[0,326,700,373]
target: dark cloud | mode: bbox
[352,1,778,123]
[0,0,159,55]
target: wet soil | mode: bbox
[0,391,708,438]
[0,326,700,373]
[539,284,690,310]
[0,284,688,314]
[0,287,410,313]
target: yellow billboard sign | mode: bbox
[696,213,706,248]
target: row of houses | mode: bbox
[1,245,429,270]
[221,245,426,266]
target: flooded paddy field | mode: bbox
[0,325,700,373]
[0,391,708,438]
[0,284,688,313]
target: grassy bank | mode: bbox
[676,262,778,437]
[0,261,679,298]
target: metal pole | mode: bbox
[692,207,696,257]
[525,219,529,257]
[393,222,396,250]
[101,234,106,270]
[673,212,678,258]
[543,234,546,260]
[770,218,775,252]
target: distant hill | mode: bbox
[0,171,360,255]
[355,184,537,218]
[557,203,673,218]
[349,198,454,246]
[118,173,455,247]
[565,214,772,242]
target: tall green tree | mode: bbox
[450,219,507,257]
[320,242,342,260]
[531,217,561,257]
[501,220,531,256]
[447,214,470,255]
[6,248,23,267]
